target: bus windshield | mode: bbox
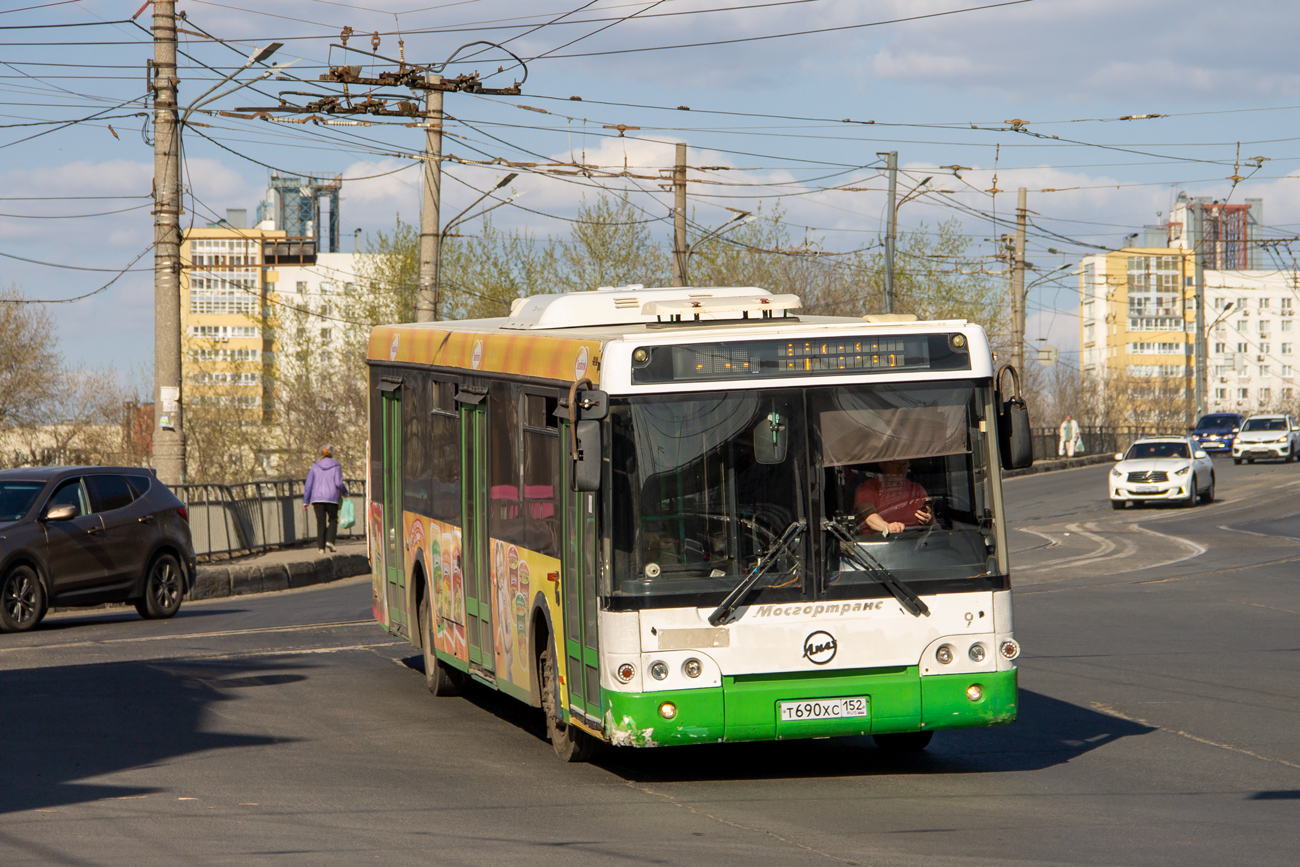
[609,380,998,602]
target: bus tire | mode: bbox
[420,591,463,697]
[541,646,598,763]
[872,730,933,753]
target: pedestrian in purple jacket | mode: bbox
[303,445,348,553]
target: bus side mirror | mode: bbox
[995,364,1033,470]
[573,420,601,491]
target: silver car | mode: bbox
[1110,436,1214,509]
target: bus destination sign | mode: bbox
[630,334,971,384]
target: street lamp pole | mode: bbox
[152,0,184,486]
[151,2,282,485]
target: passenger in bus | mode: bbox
[854,459,933,536]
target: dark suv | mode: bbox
[0,466,196,632]
[1191,412,1246,454]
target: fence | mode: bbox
[174,478,365,560]
[1030,426,1167,462]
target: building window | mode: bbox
[1084,323,1095,343]
[1239,388,1250,399]
[1130,342,1182,354]
[1284,320,1294,332]
[1261,365,1271,378]
[1215,388,1227,399]
[1214,342,1226,353]
[320,328,332,341]
[1261,387,1272,401]
[1284,388,1294,399]
[1260,298,1271,309]
[1259,321,1272,334]
[1261,343,1270,354]
[1284,343,1294,355]
[1283,298,1293,310]
[295,281,307,293]
[1284,366,1294,378]
[320,281,334,294]
[1238,343,1249,354]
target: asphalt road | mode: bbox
[3,457,1300,866]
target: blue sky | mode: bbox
[4,0,1299,381]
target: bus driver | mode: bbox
[854,458,934,536]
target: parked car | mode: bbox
[0,466,195,633]
[1190,412,1246,454]
[1232,414,1300,464]
[1110,436,1214,509]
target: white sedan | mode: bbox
[1110,436,1214,509]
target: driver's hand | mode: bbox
[885,520,905,535]
[914,506,933,524]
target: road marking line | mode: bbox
[1092,701,1300,771]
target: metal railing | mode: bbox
[173,478,365,560]
[1030,426,1167,463]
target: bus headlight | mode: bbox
[935,644,954,664]
[616,663,636,683]
[682,658,702,678]
[1000,639,1020,660]
[968,643,987,663]
[649,661,669,681]
[966,684,984,702]
[658,701,677,719]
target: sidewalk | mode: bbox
[190,538,370,600]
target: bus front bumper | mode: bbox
[601,666,1017,747]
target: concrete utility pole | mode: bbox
[671,142,688,287]
[1192,203,1208,423]
[880,151,898,313]
[1011,187,1028,373]
[416,78,444,322]
[152,0,185,485]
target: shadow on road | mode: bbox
[0,657,305,815]
[596,688,1154,782]
[36,606,249,633]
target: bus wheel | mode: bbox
[873,731,933,753]
[420,592,463,697]
[541,646,598,762]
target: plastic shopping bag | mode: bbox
[339,497,356,529]
[1074,435,1085,455]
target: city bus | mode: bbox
[365,286,1030,761]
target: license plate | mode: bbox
[1135,486,1158,494]
[779,696,867,721]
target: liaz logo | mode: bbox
[802,630,837,665]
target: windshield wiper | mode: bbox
[708,519,806,626]
[821,518,930,618]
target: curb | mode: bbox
[189,552,369,600]
[1004,453,1116,479]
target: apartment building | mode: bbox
[181,179,363,426]
[1079,194,1298,416]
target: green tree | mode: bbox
[552,192,670,292]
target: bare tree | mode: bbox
[0,286,62,431]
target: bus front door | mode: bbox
[561,424,602,729]
[380,385,407,635]
[461,400,494,676]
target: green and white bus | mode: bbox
[366,286,1029,760]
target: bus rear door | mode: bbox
[379,381,407,635]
